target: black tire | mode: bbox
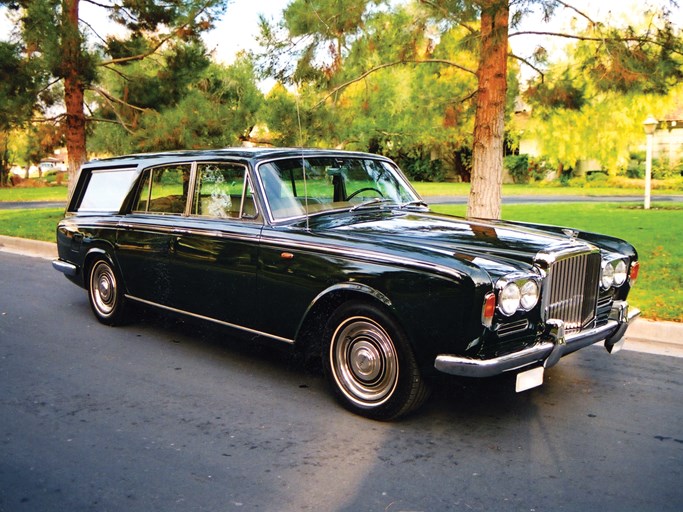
[322,301,430,420]
[88,257,130,326]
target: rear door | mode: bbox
[168,161,262,329]
[116,163,192,305]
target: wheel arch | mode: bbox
[293,283,396,364]
[81,244,118,288]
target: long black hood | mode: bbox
[302,209,594,279]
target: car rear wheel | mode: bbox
[88,257,129,325]
[323,301,430,420]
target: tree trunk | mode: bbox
[62,0,87,197]
[467,0,509,219]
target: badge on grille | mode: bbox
[562,228,579,241]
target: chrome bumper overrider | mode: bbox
[52,259,78,277]
[434,301,640,378]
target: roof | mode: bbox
[83,147,388,170]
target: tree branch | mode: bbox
[459,89,477,103]
[89,86,148,135]
[98,31,175,66]
[509,30,683,57]
[554,0,597,26]
[100,63,133,81]
[509,52,545,82]
[87,116,135,127]
[79,17,109,46]
[82,0,117,9]
[418,0,476,34]
[30,114,66,123]
[91,87,147,113]
[98,2,212,66]
[83,0,137,26]
[315,59,477,107]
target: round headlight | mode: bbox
[520,279,540,310]
[499,282,521,316]
[601,262,615,289]
[613,260,627,286]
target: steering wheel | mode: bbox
[347,187,384,200]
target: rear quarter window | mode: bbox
[77,168,139,212]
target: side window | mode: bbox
[134,164,191,215]
[77,168,138,212]
[192,162,256,219]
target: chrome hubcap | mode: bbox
[98,277,111,302]
[91,262,117,316]
[331,316,398,407]
[349,340,382,382]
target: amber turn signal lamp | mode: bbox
[629,261,640,286]
[482,292,496,328]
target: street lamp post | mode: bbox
[643,115,658,210]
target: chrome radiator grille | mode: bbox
[543,251,601,332]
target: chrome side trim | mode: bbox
[65,220,122,230]
[124,295,295,345]
[52,259,78,276]
[117,221,262,243]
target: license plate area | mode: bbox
[515,366,544,392]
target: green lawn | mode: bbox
[1,202,680,322]
[1,180,681,203]
[0,208,64,242]
[412,181,682,197]
[0,185,69,202]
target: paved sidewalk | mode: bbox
[1,234,681,357]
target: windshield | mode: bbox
[258,156,420,221]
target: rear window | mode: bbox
[78,168,139,212]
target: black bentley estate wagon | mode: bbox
[53,148,640,419]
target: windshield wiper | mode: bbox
[398,200,429,209]
[349,198,394,212]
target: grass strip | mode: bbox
[0,208,64,242]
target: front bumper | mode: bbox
[434,301,640,378]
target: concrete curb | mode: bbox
[0,235,56,260]
[624,318,683,358]
[626,318,683,344]
[1,234,681,357]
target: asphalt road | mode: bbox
[1,252,682,512]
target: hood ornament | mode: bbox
[562,228,580,242]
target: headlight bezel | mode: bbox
[601,257,629,290]
[496,274,541,317]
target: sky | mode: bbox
[204,0,290,64]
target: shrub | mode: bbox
[566,177,586,188]
[399,156,445,182]
[587,172,609,182]
[504,154,530,184]
[528,158,550,181]
[624,151,681,180]
[625,159,644,179]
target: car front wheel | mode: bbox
[323,301,430,420]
